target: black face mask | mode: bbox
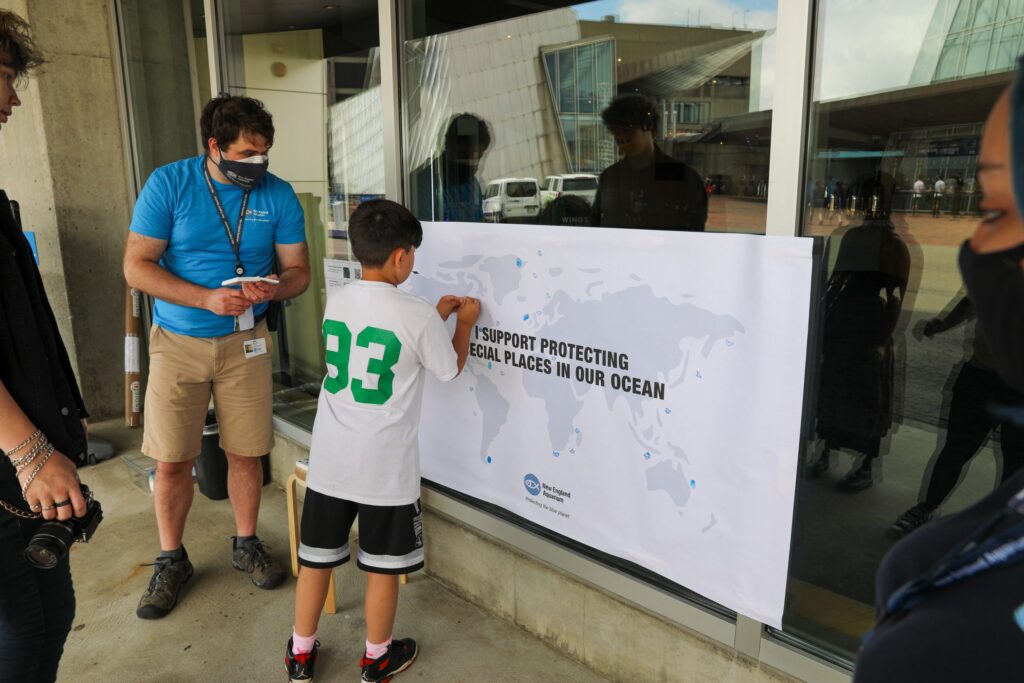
[215,151,269,190]
[958,239,1024,392]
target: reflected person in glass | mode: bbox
[889,294,1024,538]
[591,94,707,231]
[410,113,492,223]
[809,171,911,492]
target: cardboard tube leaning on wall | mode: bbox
[125,286,142,427]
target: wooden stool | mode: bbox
[286,460,338,614]
[286,460,409,616]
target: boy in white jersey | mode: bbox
[285,200,479,682]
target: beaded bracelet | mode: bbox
[5,429,41,458]
[19,444,55,497]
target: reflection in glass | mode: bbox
[787,0,1024,663]
[219,0,383,430]
[402,2,777,234]
[120,0,206,182]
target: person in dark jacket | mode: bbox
[809,171,911,492]
[0,11,90,682]
[592,93,707,231]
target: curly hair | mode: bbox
[0,10,45,80]
[199,95,275,151]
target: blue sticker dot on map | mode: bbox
[515,258,523,268]
[487,361,493,369]
[664,408,672,414]
[574,427,581,434]
[643,451,652,460]
[486,456,492,464]
[522,313,530,321]
[553,450,560,457]
[690,480,696,489]
[569,448,575,454]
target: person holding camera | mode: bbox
[0,11,96,682]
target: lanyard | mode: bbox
[874,486,1024,630]
[203,157,250,277]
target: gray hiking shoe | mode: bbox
[136,548,194,619]
[231,537,287,589]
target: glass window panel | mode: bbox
[220,0,383,431]
[577,43,595,113]
[397,0,778,630]
[936,35,965,80]
[119,0,205,182]
[950,2,972,32]
[990,22,1022,70]
[558,49,576,113]
[403,2,776,234]
[975,1,996,27]
[996,0,1010,23]
[789,0,1024,663]
[965,29,993,74]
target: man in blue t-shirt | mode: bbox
[124,95,309,619]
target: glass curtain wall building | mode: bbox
[112,0,1024,677]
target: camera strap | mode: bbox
[0,497,40,519]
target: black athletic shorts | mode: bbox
[297,488,424,575]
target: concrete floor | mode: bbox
[60,420,607,683]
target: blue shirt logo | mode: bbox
[524,473,541,496]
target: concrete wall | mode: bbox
[0,0,135,419]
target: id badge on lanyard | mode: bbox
[203,160,253,331]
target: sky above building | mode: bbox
[572,0,961,102]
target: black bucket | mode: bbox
[195,411,270,501]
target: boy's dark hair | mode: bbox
[349,199,423,268]
[538,194,593,227]
[602,93,658,133]
[200,95,275,151]
[0,10,44,81]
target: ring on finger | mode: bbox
[54,499,71,508]
[30,503,42,511]
[41,505,55,511]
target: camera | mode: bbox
[24,484,103,569]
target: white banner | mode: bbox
[407,221,813,627]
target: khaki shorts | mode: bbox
[142,320,275,463]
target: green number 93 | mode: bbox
[323,319,402,405]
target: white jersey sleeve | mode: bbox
[418,311,459,382]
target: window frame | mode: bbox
[179,1,847,680]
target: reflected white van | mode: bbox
[482,178,540,222]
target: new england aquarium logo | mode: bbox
[523,473,542,496]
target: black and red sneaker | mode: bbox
[285,637,319,682]
[359,637,418,682]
